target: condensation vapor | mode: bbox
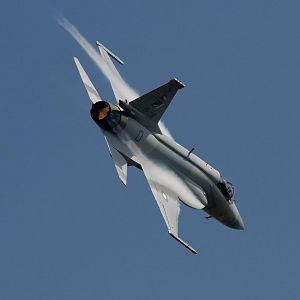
[58,16,173,139]
[158,121,173,139]
[58,16,138,101]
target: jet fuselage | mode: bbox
[72,39,244,253]
[102,105,244,230]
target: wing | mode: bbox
[129,78,185,124]
[141,160,197,254]
[97,42,139,102]
[97,42,124,101]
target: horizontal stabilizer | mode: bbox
[110,147,128,186]
[104,136,128,185]
[74,57,102,103]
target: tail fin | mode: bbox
[73,57,102,103]
[129,78,185,124]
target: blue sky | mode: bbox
[1,1,299,299]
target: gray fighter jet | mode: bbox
[73,43,244,254]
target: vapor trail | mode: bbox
[158,121,173,139]
[58,16,173,139]
[58,16,138,101]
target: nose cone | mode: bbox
[228,202,245,230]
[231,214,245,230]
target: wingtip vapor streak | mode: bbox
[73,42,244,254]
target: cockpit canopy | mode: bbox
[90,101,122,130]
[217,178,234,200]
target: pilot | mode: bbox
[217,179,234,200]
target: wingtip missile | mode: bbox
[96,41,124,65]
[169,233,197,254]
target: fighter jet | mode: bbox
[73,42,244,254]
